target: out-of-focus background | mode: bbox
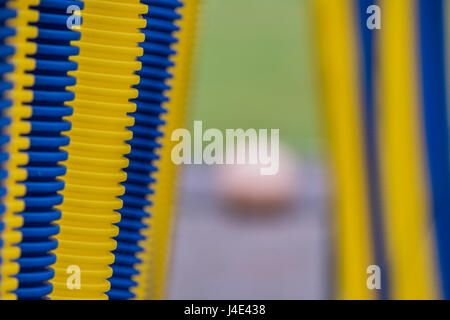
[160,0,450,301]
[189,0,321,156]
[168,0,329,299]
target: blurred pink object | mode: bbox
[216,145,300,213]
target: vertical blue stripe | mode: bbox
[107,0,183,300]
[418,0,450,299]
[356,0,389,299]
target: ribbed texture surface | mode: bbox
[12,0,82,300]
[0,0,40,300]
[0,0,196,300]
[0,0,16,300]
[49,0,147,300]
[141,0,200,300]
[107,0,183,300]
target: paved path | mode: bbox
[169,161,330,299]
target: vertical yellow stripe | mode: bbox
[49,0,147,300]
[312,0,374,299]
[377,0,437,299]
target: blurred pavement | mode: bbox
[169,161,330,299]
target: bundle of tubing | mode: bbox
[0,0,78,300]
[139,0,200,300]
[107,0,183,300]
[0,0,22,300]
[49,0,147,300]
[312,0,448,299]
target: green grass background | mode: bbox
[187,0,322,157]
